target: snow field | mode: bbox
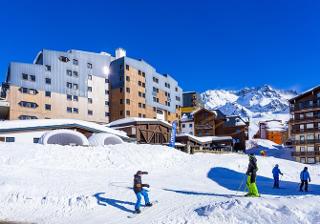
[0,142,319,224]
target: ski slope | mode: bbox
[0,142,319,224]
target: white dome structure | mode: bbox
[88,133,124,146]
[39,129,89,146]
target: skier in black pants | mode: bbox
[300,167,311,192]
[133,171,152,214]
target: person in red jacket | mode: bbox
[133,171,152,213]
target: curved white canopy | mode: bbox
[89,133,124,146]
[39,129,89,146]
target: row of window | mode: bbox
[297,123,320,130]
[2,136,40,143]
[66,70,79,77]
[19,87,38,95]
[182,123,193,128]
[297,134,320,141]
[295,111,320,120]
[58,56,92,69]
[300,157,315,164]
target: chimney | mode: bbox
[115,48,126,59]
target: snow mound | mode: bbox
[246,139,294,161]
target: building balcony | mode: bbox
[290,102,320,112]
[292,151,320,157]
[291,128,320,134]
[293,139,320,145]
[289,116,320,124]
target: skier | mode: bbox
[245,154,260,197]
[272,164,283,189]
[300,167,311,192]
[133,171,152,214]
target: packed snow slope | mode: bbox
[201,85,297,138]
[0,142,319,224]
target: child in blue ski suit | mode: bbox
[300,167,311,192]
[133,171,152,213]
[272,164,283,188]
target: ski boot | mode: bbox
[146,202,153,207]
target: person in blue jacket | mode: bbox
[272,164,283,188]
[300,167,311,192]
[133,171,152,214]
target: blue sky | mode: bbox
[0,0,319,92]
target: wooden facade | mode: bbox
[193,108,216,136]
[109,120,172,144]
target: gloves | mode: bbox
[144,184,150,188]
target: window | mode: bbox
[182,124,185,128]
[126,76,130,81]
[299,113,304,119]
[67,95,72,101]
[88,98,93,104]
[175,87,178,92]
[165,82,170,88]
[143,114,146,118]
[45,78,51,84]
[153,77,159,83]
[73,108,79,114]
[138,81,142,86]
[73,71,78,77]
[176,96,181,101]
[120,111,123,116]
[153,107,156,112]
[307,134,314,140]
[306,123,314,129]
[153,87,159,93]
[73,95,78,101]
[73,59,78,65]
[143,104,146,108]
[45,65,51,71]
[126,87,130,93]
[120,88,123,93]
[189,123,193,128]
[88,75,93,80]
[142,72,145,77]
[59,56,70,62]
[87,63,93,69]
[67,107,72,113]
[33,138,40,143]
[120,99,123,104]
[300,146,305,152]
[88,87,92,92]
[138,70,141,75]
[66,70,72,76]
[300,124,305,130]
[138,92,142,97]
[126,64,129,70]
[105,112,109,117]
[300,157,306,163]
[45,104,51,111]
[125,99,130,105]
[19,87,38,95]
[105,90,109,95]
[307,157,315,164]
[138,113,142,118]
[105,78,109,83]
[126,110,130,116]
[317,92,320,98]
[30,75,36,81]
[105,101,109,106]
[306,112,313,118]
[142,93,146,98]
[73,84,78,90]
[142,82,145,88]
[19,115,37,120]
[22,73,28,80]
[88,110,93,116]
[67,82,73,89]
[307,146,314,152]
[5,137,15,142]
[19,101,38,108]
[138,103,142,108]
[45,91,51,97]
[300,135,305,142]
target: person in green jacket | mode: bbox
[245,154,260,197]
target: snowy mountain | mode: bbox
[1,142,319,224]
[201,85,297,138]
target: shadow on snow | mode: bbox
[93,192,135,213]
[208,167,320,196]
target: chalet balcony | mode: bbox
[291,128,320,134]
[290,101,320,112]
[289,115,320,124]
[292,151,320,157]
[293,139,320,145]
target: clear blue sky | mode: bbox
[0,0,319,92]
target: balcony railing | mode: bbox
[291,101,320,111]
[293,139,320,145]
[289,115,320,123]
[292,151,320,157]
[291,128,320,134]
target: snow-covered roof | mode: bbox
[0,119,128,138]
[176,133,232,144]
[260,120,287,132]
[107,117,172,128]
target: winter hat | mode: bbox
[136,170,142,175]
[275,164,279,167]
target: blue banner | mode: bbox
[169,120,177,148]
